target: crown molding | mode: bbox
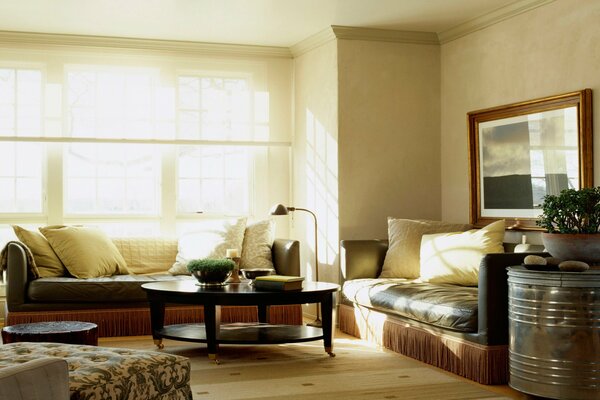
[0,30,293,58]
[331,25,439,45]
[290,27,337,57]
[0,0,556,59]
[438,0,556,44]
[290,25,439,57]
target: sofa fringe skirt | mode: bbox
[338,303,508,385]
[6,304,303,337]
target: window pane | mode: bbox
[67,68,159,139]
[64,144,160,215]
[0,68,42,137]
[177,75,252,140]
[177,146,250,214]
[0,142,43,213]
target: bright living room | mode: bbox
[0,0,599,399]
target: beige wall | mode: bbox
[441,0,600,231]
[338,39,441,240]
[292,40,339,285]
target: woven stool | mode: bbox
[2,321,98,346]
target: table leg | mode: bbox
[257,304,269,323]
[149,300,165,349]
[321,292,335,357]
[204,304,221,363]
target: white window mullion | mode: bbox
[46,142,63,225]
[161,145,177,236]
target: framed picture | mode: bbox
[468,89,593,230]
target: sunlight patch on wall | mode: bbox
[305,108,338,281]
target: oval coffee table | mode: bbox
[142,280,339,363]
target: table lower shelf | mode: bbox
[156,323,323,345]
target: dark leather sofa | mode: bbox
[4,238,302,337]
[338,239,546,384]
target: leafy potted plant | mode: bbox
[188,258,234,286]
[537,187,600,264]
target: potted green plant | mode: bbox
[537,187,600,264]
[187,258,234,286]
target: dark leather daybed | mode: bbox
[338,239,546,384]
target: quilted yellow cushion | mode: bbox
[12,225,66,277]
[39,226,129,278]
[112,237,178,275]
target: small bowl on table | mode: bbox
[240,268,273,283]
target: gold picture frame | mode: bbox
[468,89,593,230]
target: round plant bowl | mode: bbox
[240,268,273,282]
[541,232,600,265]
[192,269,232,286]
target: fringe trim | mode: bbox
[6,304,302,337]
[338,304,508,385]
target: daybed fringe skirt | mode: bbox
[338,303,508,385]
[6,304,303,337]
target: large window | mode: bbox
[0,53,290,248]
[0,61,278,242]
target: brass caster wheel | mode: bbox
[208,354,220,364]
[153,339,164,350]
[325,347,335,357]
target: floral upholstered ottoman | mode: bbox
[0,342,192,400]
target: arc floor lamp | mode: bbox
[270,203,322,328]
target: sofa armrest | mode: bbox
[0,357,69,400]
[340,240,388,281]
[272,239,300,276]
[478,251,549,345]
[6,243,29,312]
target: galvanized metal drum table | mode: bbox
[507,266,600,400]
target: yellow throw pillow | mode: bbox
[379,218,472,279]
[419,220,505,286]
[39,225,129,278]
[12,225,66,277]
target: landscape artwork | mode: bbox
[467,89,592,229]
[478,107,578,217]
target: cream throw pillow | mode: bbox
[39,226,129,278]
[419,220,506,286]
[12,225,66,277]
[380,218,472,279]
[240,219,275,269]
[169,217,247,275]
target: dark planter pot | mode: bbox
[541,232,600,265]
[191,269,231,286]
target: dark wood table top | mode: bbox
[142,280,339,305]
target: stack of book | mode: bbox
[253,275,304,291]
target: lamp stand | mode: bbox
[293,207,322,328]
[269,203,322,328]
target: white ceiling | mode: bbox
[0,0,518,47]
